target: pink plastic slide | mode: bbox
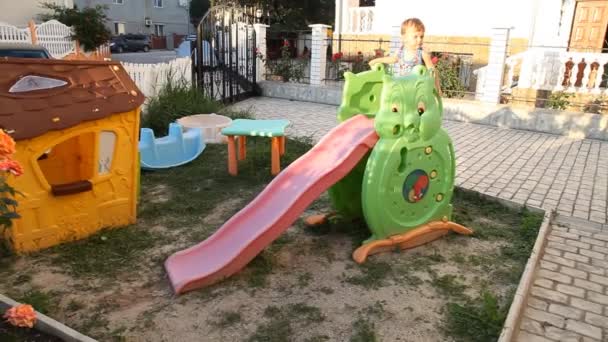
[164,115,379,294]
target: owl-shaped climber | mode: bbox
[307,64,472,263]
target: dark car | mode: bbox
[0,43,52,58]
[110,34,151,53]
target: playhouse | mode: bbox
[0,58,144,252]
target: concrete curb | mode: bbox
[497,209,554,342]
[0,293,97,342]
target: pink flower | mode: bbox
[4,304,36,328]
[0,159,23,176]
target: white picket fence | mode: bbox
[121,57,192,101]
[34,20,75,59]
[0,22,31,43]
[0,20,76,59]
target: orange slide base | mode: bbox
[352,221,474,264]
[164,115,379,294]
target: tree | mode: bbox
[189,0,211,28]
[209,0,334,30]
[38,3,111,51]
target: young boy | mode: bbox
[369,18,442,96]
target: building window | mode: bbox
[114,22,125,35]
[113,0,124,4]
[154,24,164,36]
[359,0,375,6]
[154,0,163,8]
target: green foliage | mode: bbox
[39,3,111,51]
[211,0,334,30]
[142,77,222,136]
[189,0,211,27]
[0,181,19,236]
[445,291,509,342]
[546,91,573,110]
[265,42,306,82]
[435,58,467,98]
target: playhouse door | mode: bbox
[569,0,608,52]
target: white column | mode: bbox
[480,27,511,103]
[309,24,331,85]
[335,0,343,35]
[254,23,269,82]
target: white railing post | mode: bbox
[569,58,580,93]
[480,27,511,103]
[253,23,269,82]
[309,24,330,85]
[592,57,607,94]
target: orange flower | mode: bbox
[0,129,15,157]
[0,159,23,176]
[4,304,37,328]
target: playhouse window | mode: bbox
[37,133,96,186]
[98,131,116,175]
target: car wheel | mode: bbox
[143,45,150,52]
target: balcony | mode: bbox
[347,7,375,34]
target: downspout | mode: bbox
[528,0,541,48]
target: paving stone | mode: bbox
[544,326,585,342]
[556,283,585,298]
[564,319,602,340]
[524,307,566,328]
[574,278,603,293]
[570,297,603,315]
[584,312,608,328]
[530,286,569,304]
[548,303,584,319]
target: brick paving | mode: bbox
[230,96,608,340]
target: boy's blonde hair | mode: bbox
[401,18,425,35]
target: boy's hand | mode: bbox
[368,58,380,66]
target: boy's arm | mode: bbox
[369,55,398,66]
[422,52,443,97]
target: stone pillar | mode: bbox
[254,23,269,81]
[309,24,331,85]
[480,27,511,103]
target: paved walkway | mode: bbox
[232,97,608,225]
[231,97,608,341]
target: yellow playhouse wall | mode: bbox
[7,109,141,252]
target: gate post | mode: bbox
[254,23,269,81]
[479,27,511,103]
[309,24,331,85]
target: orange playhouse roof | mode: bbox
[0,58,145,141]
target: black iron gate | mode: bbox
[193,5,261,103]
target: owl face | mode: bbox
[374,66,442,142]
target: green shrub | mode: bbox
[546,91,573,110]
[142,77,222,136]
[435,58,467,98]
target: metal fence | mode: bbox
[264,31,312,84]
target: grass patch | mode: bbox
[431,274,467,299]
[350,317,377,342]
[445,291,509,342]
[211,311,242,329]
[45,226,162,277]
[15,290,53,314]
[249,303,325,341]
[244,252,275,288]
[344,260,392,289]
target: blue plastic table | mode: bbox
[221,119,290,175]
